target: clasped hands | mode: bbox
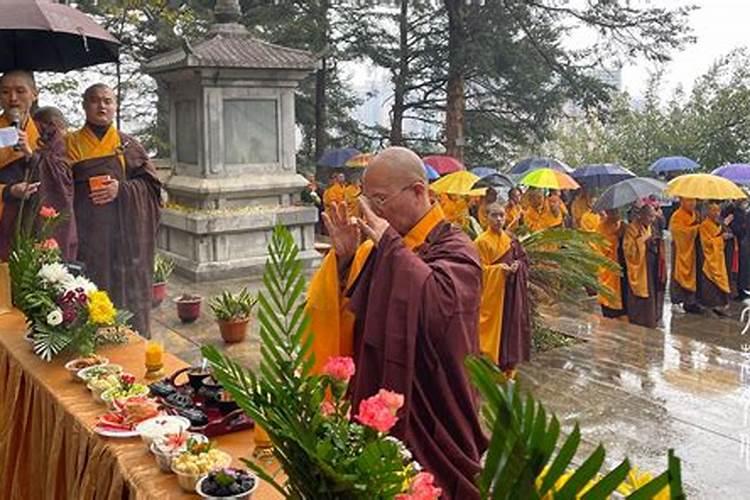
[322,198,389,262]
[499,261,520,273]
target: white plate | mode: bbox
[93,425,140,438]
[135,415,192,442]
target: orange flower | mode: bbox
[39,206,59,219]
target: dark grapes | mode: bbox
[200,469,256,497]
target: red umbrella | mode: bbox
[422,155,465,175]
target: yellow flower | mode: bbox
[88,291,116,325]
[617,467,669,499]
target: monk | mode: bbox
[439,192,470,229]
[669,198,702,314]
[344,175,362,218]
[548,189,569,221]
[323,172,347,216]
[476,203,530,374]
[475,187,497,229]
[66,84,161,337]
[622,204,659,328]
[698,203,733,315]
[0,70,42,259]
[30,107,77,260]
[579,198,601,234]
[597,209,627,318]
[525,192,564,232]
[505,187,523,231]
[308,147,487,499]
[571,190,592,228]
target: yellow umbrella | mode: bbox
[430,171,480,196]
[665,173,747,200]
[344,153,374,168]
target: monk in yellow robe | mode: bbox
[476,203,530,371]
[475,187,497,229]
[439,192,470,229]
[525,193,564,231]
[595,209,626,318]
[669,198,702,314]
[344,176,362,218]
[505,187,523,231]
[323,172,347,216]
[579,204,601,234]
[698,203,733,314]
[66,84,161,337]
[0,71,42,259]
[548,189,569,220]
[622,205,659,328]
[571,190,592,228]
[307,147,487,499]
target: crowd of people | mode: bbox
[0,70,161,336]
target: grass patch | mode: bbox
[532,324,578,353]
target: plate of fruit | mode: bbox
[171,438,232,492]
[78,363,123,383]
[196,468,258,499]
[101,374,150,408]
[65,355,109,380]
[94,396,161,438]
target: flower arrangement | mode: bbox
[202,227,441,499]
[9,206,131,361]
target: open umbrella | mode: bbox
[344,153,374,168]
[0,0,120,72]
[472,173,514,191]
[318,148,360,168]
[649,156,699,175]
[510,157,573,175]
[430,171,480,196]
[470,166,496,178]
[519,168,579,190]
[593,177,667,212]
[423,163,440,181]
[666,173,746,200]
[572,163,636,189]
[422,155,464,175]
[711,164,750,186]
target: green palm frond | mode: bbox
[465,356,685,499]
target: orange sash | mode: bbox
[65,125,125,171]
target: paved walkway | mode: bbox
[154,271,750,498]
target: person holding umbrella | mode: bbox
[66,83,161,338]
[0,70,42,259]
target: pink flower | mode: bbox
[320,400,336,417]
[40,238,59,250]
[322,356,356,383]
[39,206,59,219]
[355,390,404,433]
[396,473,442,500]
[377,389,404,413]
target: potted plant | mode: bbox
[175,294,202,323]
[152,254,174,307]
[209,288,257,343]
[196,468,258,499]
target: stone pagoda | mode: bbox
[144,0,319,281]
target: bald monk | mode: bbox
[669,198,702,314]
[579,198,601,234]
[323,172,347,216]
[476,203,530,373]
[698,203,733,315]
[596,209,627,318]
[623,205,659,328]
[571,190,592,228]
[439,192,470,229]
[344,175,362,219]
[0,70,43,259]
[475,187,497,229]
[307,147,487,499]
[505,187,523,231]
[66,84,161,337]
[525,191,564,232]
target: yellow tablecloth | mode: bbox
[0,310,282,499]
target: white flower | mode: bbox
[62,275,98,294]
[38,263,73,285]
[46,309,63,326]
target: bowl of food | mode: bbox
[101,374,149,408]
[171,439,232,492]
[78,363,123,383]
[65,355,109,381]
[135,415,192,448]
[87,374,125,402]
[149,432,208,472]
[196,468,258,499]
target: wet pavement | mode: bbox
[155,268,750,498]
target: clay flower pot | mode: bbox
[175,295,202,323]
[152,282,167,308]
[217,317,250,343]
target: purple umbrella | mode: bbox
[317,148,360,168]
[712,164,750,186]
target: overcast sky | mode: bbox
[621,0,750,97]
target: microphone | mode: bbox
[8,109,20,152]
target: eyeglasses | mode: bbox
[362,183,415,208]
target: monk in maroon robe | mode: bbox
[66,84,161,337]
[320,147,487,499]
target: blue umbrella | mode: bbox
[424,163,440,181]
[510,157,573,175]
[572,163,636,189]
[712,164,750,186]
[317,148,360,168]
[649,156,700,174]
[470,166,497,178]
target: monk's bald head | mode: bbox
[0,70,36,92]
[362,147,432,235]
[82,83,117,127]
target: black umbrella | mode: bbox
[593,177,667,212]
[0,0,119,72]
[572,163,636,190]
[472,172,515,191]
